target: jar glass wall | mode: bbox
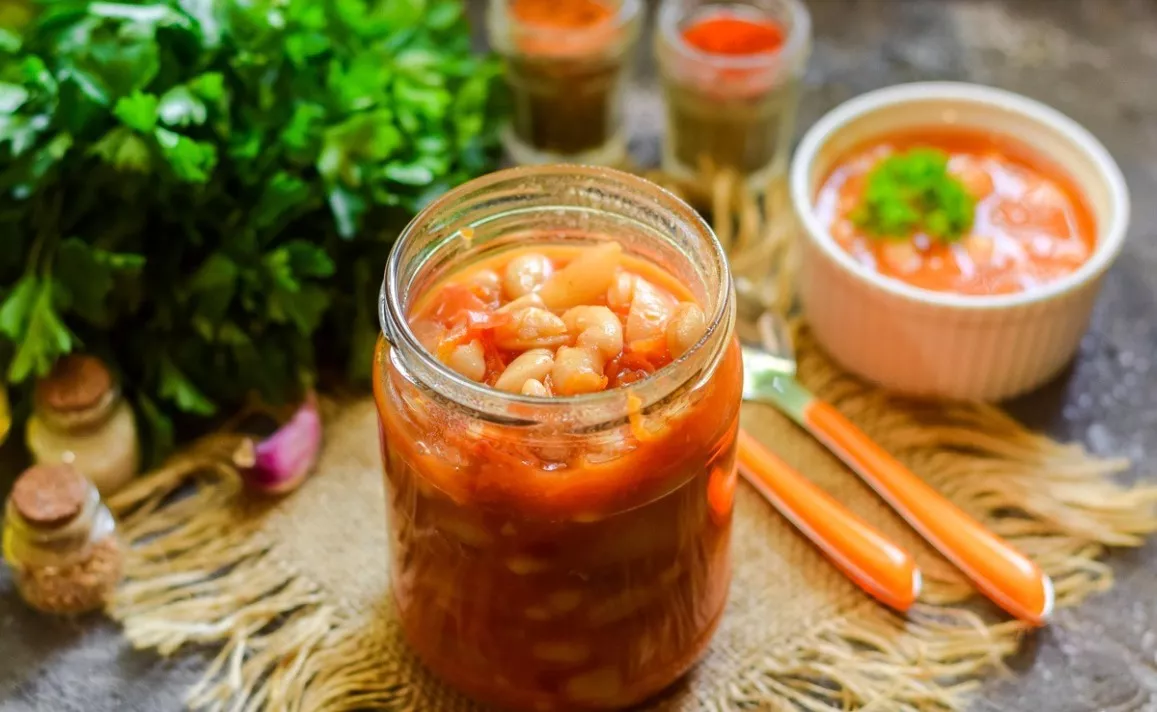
[375,166,740,710]
[488,0,643,167]
[657,0,811,188]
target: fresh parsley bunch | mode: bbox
[0,0,503,459]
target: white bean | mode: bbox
[950,159,994,199]
[494,349,554,392]
[520,378,549,397]
[963,234,994,266]
[882,242,922,273]
[496,292,545,313]
[444,340,485,381]
[502,253,553,299]
[494,307,569,351]
[666,302,707,357]
[539,242,622,311]
[606,272,635,311]
[562,305,623,360]
[466,269,502,301]
[625,277,676,343]
[551,346,606,395]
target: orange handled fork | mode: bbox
[740,311,1054,626]
[737,429,922,612]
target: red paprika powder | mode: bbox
[657,0,811,186]
[682,14,786,56]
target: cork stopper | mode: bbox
[35,355,113,414]
[9,463,90,528]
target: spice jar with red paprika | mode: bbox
[657,0,811,187]
[488,0,643,167]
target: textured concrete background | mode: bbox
[3,1,1157,710]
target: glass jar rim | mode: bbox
[379,164,733,425]
[657,0,812,72]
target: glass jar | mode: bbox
[25,355,140,496]
[657,0,811,188]
[2,463,124,615]
[374,166,740,710]
[488,0,643,168]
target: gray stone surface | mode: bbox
[3,0,1157,710]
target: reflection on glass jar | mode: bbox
[657,0,811,188]
[488,0,643,167]
[375,166,740,710]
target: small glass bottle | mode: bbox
[488,0,643,167]
[657,0,811,188]
[2,463,124,615]
[25,355,140,496]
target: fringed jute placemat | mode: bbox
[105,176,1157,711]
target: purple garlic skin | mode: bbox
[237,392,322,494]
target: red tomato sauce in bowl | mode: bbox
[815,128,1097,296]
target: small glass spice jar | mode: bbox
[657,0,811,187]
[488,0,643,167]
[2,463,124,615]
[25,355,140,496]
[375,166,740,710]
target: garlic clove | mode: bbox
[234,392,322,495]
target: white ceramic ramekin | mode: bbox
[790,82,1130,401]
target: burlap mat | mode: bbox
[105,178,1157,711]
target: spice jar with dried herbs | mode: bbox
[2,464,124,615]
[25,355,140,496]
[489,0,643,167]
[657,0,811,187]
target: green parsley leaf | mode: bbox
[89,125,152,171]
[114,90,160,132]
[187,72,224,102]
[154,127,217,182]
[851,148,976,243]
[134,392,174,468]
[0,28,21,53]
[158,355,216,415]
[0,274,40,340]
[7,278,75,383]
[0,82,28,112]
[157,86,207,127]
[252,172,313,229]
[55,238,144,326]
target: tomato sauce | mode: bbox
[374,242,740,710]
[815,129,1097,296]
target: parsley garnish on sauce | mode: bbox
[851,148,976,243]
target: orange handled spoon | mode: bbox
[737,429,921,612]
[739,311,1054,626]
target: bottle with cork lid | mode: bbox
[2,463,124,614]
[25,355,140,496]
